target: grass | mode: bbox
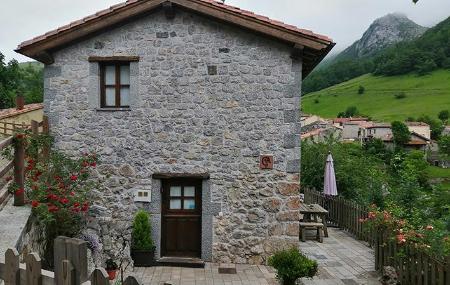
[302,69,450,122]
[427,166,450,179]
[427,166,450,190]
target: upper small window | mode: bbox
[100,63,130,108]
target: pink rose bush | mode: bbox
[360,204,450,258]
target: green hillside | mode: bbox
[18,61,43,71]
[302,69,450,122]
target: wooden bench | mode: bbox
[299,222,324,243]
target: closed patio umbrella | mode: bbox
[323,152,338,196]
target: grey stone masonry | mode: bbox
[44,8,302,264]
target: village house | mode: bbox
[0,97,43,136]
[16,0,334,264]
[366,123,430,152]
[406,122,431,140]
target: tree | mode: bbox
[416,59,437,75]
[337,106,360,118]
[391,121,411,146]
[358,85,365,95]
[0,52,43,109]
[438,135,450,159]
[438,110,449,123]
[417,115,445,139]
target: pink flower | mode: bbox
[31,200,39,208]
[396,234,406,244]
[368,212,376,219]
[60,198,69,204]
[425,225,434,231]
[70,175,78,181]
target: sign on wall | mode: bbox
[260,155,274,170]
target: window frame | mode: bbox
[99,62,131,108]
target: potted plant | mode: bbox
[268,247,318,285]
[105,259,118,280]
[131,210,155,267]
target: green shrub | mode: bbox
[268,248,318,285]
[358,85,365,95]
[132,210,154,250]
[394,92,407,99]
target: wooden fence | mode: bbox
[303,188,373,244]
[0,236,141,285]
[0,117,49,207]
[0,122,31,136]
[304,188,449,285]
[374,231,449,285]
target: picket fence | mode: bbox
[0,236,140,285]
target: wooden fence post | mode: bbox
[42,115,50,158]
[123,276,141,285]
[62,260,75,285]
[54,237,88,285]
[90,268,109,285]
[31,120,39,136]
[13,134,25,206]
[4,248,20,285]
[25,253,42,285]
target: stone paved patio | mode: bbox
[133,263,278,285]
[134,228,380,285]
[300,228,380,285]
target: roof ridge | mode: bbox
[17,0,332,50]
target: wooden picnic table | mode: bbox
[299,203,329,237]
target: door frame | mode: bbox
[160,178,202,258]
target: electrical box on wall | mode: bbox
[134,190,151,202]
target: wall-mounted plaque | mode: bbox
[260,155,274,170]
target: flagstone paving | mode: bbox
[134,228,380,285]
[299,228,380,285]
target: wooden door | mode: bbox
[161,179,202,258]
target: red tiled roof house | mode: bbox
[16,0,333,264]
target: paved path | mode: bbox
[135,228,380,285]
[300,228,380,285]
[0,198,31,262]
[134,263,278,285]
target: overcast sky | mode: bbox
[1,0,449,62]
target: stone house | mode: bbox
[16,0,333,264]
[406,122,431,140]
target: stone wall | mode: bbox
[44,7,302,264]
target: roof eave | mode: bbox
[16,0,334,72]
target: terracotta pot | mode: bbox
[106,269,117,280]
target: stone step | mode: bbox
[0,182,12,211]
[156,257,205,268]
[218,263,237,274]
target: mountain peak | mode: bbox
[339,13,427,59]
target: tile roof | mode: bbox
[17,0,333,49]
[0,104,43,120]
[406,122,430,127]
[333,117,369,124]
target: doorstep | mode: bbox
[155,257,205,268]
